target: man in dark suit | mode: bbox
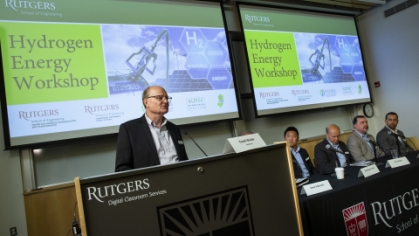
[314,124,352,174]
[115,86,188,172]
[376,112,414,156]
[284,126,315,178]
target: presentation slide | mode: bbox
[0,0,239,148]
[238,4,372,116]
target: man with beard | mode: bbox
[376,112,414,156]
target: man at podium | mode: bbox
[115,86,188,172]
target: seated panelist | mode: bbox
[347,115,384,162]
[240,130,254,136]
[314,124,352,174]
[376,112,414,156]
[284,126,315,178]
[115,86,188,172]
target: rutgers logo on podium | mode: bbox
[342,202,368,236]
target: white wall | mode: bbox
[357,0,419,137]
[0,101,28,236]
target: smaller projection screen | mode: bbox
[0,0,239,148]
[238,4,372,116]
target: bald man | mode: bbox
[314,124,353,174]
[115,86,188,172]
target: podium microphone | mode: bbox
[183,131,208,157]
[326,144,342,167]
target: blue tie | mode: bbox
[363,135,374,153]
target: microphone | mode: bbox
[72,219,81,235]
[388,131,398,136]
[326,144,344,154]
[71,201,81,236]
[325,144,342,168]
[183,131,208,157]
[388,131,402,155]
[367,138,383,165]
[387,131,405,138]
[366,138,377,146]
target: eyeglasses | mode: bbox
[147,95,172,102]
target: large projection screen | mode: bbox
[0,0,240,148]
[238,4,372,116]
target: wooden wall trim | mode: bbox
[24,183,77,236]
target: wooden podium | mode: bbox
[75,143,303,235]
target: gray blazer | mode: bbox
[347,132,384,162]
[376,126,414,156]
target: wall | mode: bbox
[0,101,28,236]
[357,0,419,137]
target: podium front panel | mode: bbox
[76,144,302,235]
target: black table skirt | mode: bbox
[299,152,419,236]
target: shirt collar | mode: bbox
[326,138,339,148]
[290,146,300,153]
[354,130,368,139]
[386,125,398,133]
[145,114,167,127]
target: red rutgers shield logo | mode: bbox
[342,202,368,236]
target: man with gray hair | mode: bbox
[115,86,188,172]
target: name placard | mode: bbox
[358,164,380,178]
[222,133,266,154]
[301,180,332,196]
[385,157,410,168]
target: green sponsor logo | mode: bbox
[358,85,362,94]
[320,89,336,97]
[1,22,108,105]
[217,94,224,108]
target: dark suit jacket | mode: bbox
[314,138,352,174]
[291,147,315,178]
[115,115,188,172]
[376,126,414,156]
